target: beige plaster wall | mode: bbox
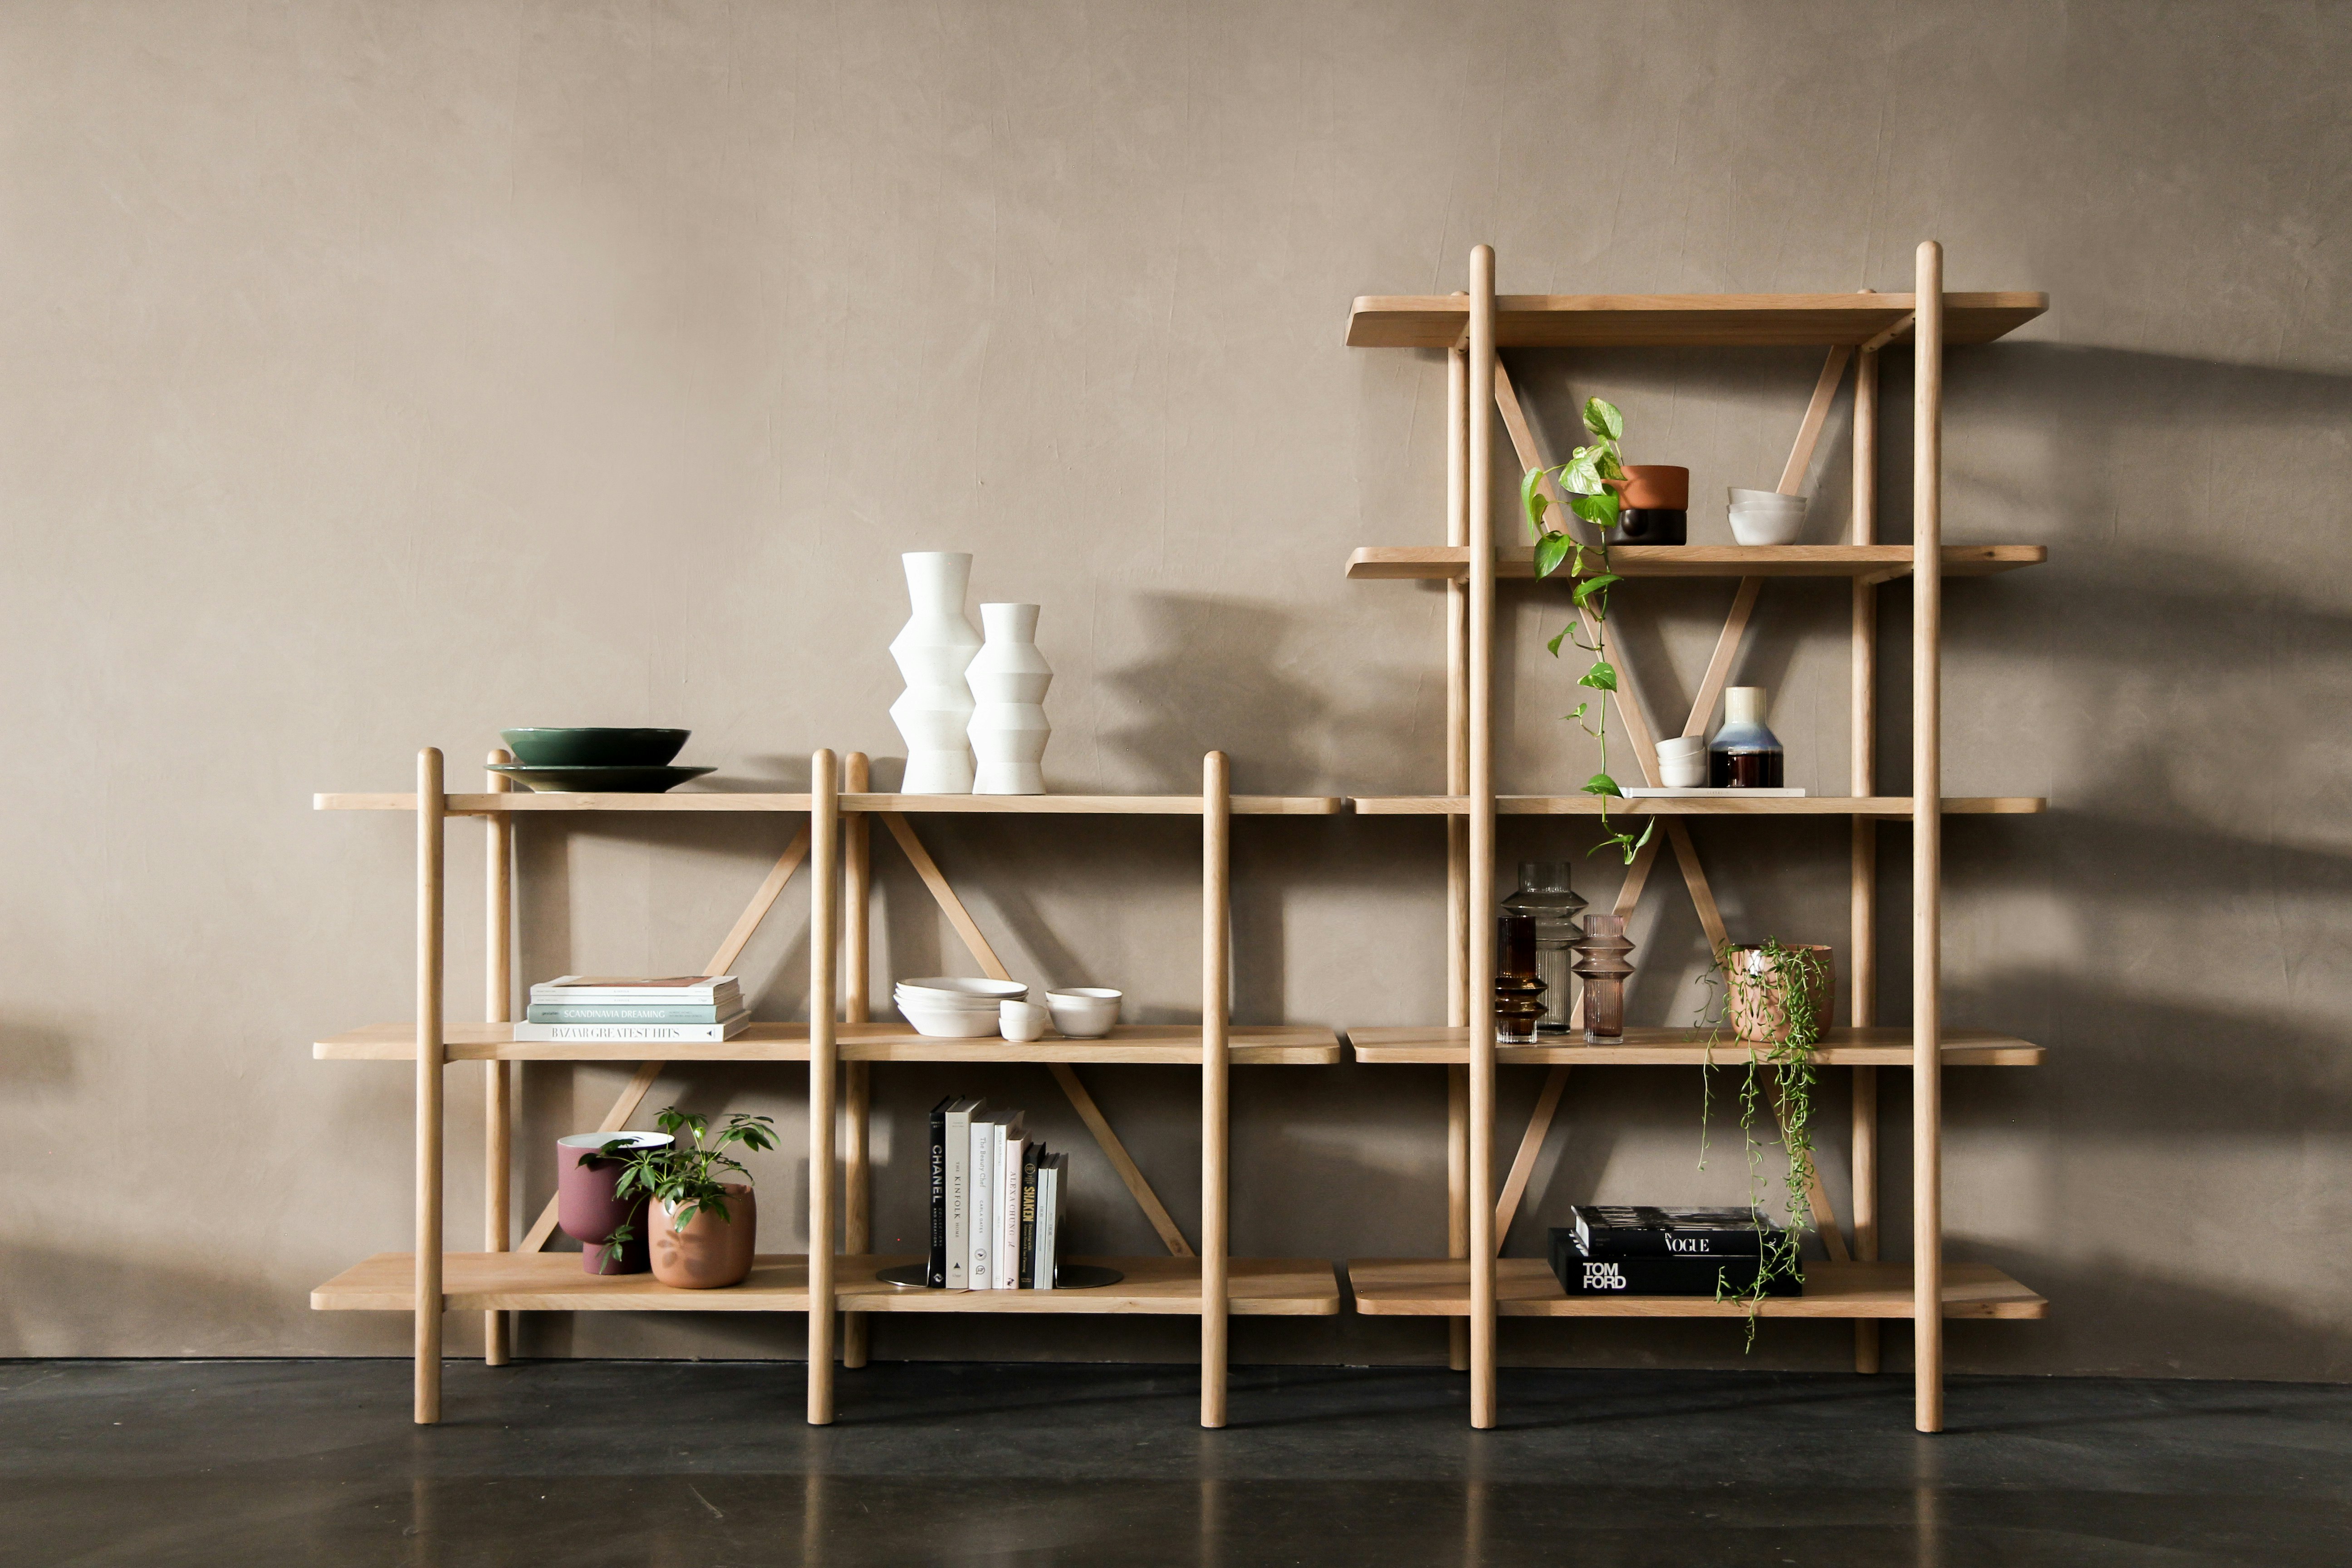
[3,0,2347,1380]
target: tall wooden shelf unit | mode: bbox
[1338,245,2051,1432]
[311,750,1344,1428]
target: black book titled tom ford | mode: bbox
[1570,1205,1779,1259]
[1551,1231,1800,1297]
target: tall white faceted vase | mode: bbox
[967,603,1052,795]
[888,553,983,794]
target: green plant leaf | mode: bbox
[1583,397,1624,441]
[1573,572,1622,606]
[1563,457,1603,495]
[1566,490,1614,525]
[1582,772,1623,797]
[1578,660,1618,692]
[1521,468,1550,536]
[1546,622,1571,657]
[1533,531,1575,578]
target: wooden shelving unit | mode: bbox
[314,755,1343,1426]
[1340,245,2050,1432]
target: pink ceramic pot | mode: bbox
[648,1184,757,1289]
[555,1132,669,1275]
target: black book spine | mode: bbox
[1017,1142,1043,1288]
[1552,1235,1799,1296]
[1576,1227,1770,1259]
[926,1098,949,1288]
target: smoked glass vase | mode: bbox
[1501,862,1587,1033]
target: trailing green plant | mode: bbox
[1522,397,1654,865]
[1693,938,1829,1346]
[592,1106,777,1267]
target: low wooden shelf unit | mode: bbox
[1344,544,2046,582]
[1347,1259,2047,1320]
[317,1022,1342,1066]
[1345,1025,2045,1068]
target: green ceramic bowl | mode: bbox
[500,728,690,767]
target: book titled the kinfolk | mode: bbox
[940,1098,983,1288]
[1550,1230,1800,1297]
[1570,1205,1778,1259]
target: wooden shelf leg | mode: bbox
[483,750,514,1367]
[1912,241,1946,1434]
[1444,328,1472,1376]
[1851,333,1882,1377]
[1200,751,1232,1431]
[807,750,840,1426]
[414,748,445,1426]
[1466,245,1499,1431]
[841,753,872,1372]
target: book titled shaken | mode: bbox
[1550,1230,1800,1297]
[1570,1204,1781,1259]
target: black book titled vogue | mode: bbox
[1550,1230,1800,1297]
[926,1097,951,1287]
[1570,1204,1779,1259]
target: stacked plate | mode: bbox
[895,976,1028,1038]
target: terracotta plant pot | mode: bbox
[1725,945,1837,1044]
[1614,465,1690,510]
[555,1131,668,1276]
[649,1183,756,1289]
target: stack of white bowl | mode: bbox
[1727,487,1809,546]
[895,976,1028,1038]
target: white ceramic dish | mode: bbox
[999,999,1049,1043]
[1655,735,1705,758]
[893,984,1019,1005]
[1046,987,1123,1039]
[1660,754,1708,788]
[897,1002,1003,1038]
[1727,487,1807,509]
[1729,506,1807,546]
[896,975,1027,1000]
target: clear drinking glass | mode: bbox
[1501,862,1588,1033]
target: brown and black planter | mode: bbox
[1607,464,1690,545]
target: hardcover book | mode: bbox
[1016,1140,1044,1288]
[968,1112,1000,1289]
[995,1122,1027,1290]
[1033,1153,1065,1289]
[1550,1230,1800,1297]
[942,1098,982,1288]
[1570,1205,1779,1259]
[525,1002,732,1024]
[529,975,741,1003]
[511,1009,749,1043]
[926,1097,950,1288]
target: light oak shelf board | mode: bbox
[1344,292,2048,349]
[1345,1025,2043,1068]
[1350,795,2045,817]
[314,792,1341,816]
[314,1252,1341,1316]
[1347,1258,2047,1319]
[1345,545,2046,582]
[315,1021,1342,1066]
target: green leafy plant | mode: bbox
[1522,397,1654,865]
[592,1107,777,1267]
[1693,939,1829,1346]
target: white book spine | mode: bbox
[1034,1159,1059,1289]
[968,1118,995,1289]
[511,1011,746,1043]
[998,1134,1026,1290]
[943,1101,976,1289]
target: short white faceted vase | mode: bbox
[967,602,1052,795]
[888,553,983,794]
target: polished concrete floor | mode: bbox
[2,1358,2346,1567]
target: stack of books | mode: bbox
[514,975,751,1043]
[926,1097,1068,1290]
[1550,1205,1801,1297]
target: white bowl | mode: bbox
[1046,987,1123,1039]
[1660,754,1709,788]
[1655,735,1706,759]
[898,1002,1004,1039]
[896,977,1027,1008]
[1000,1000,1049,1043]
[1727,487,1807,509]
[1728,506,1806,546]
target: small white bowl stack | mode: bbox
[1727,487,1809,546]
[894,976,1126,1040]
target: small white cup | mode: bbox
[999,999,1049,1042]
[1660,753,1708,788]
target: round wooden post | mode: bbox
[1911,242,1946,1432]
[841,751,872,1371]
[414,747,445,1425]
[807,750,840,1425]
[483,749,514,1367]
[1465,244,1498,1430]
[1851,338,1882,1377]
[1445,318,1472,1375]
[1200,750,1232,1429]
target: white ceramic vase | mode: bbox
[966,602,1052,795]
[888,553,983,794]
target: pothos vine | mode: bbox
[1520,397,1655,865]
[1695,938,1829,1346]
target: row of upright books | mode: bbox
[926,1097,1068,1289]
[514,975,751,1042]
[1549,1205,1802,1296]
